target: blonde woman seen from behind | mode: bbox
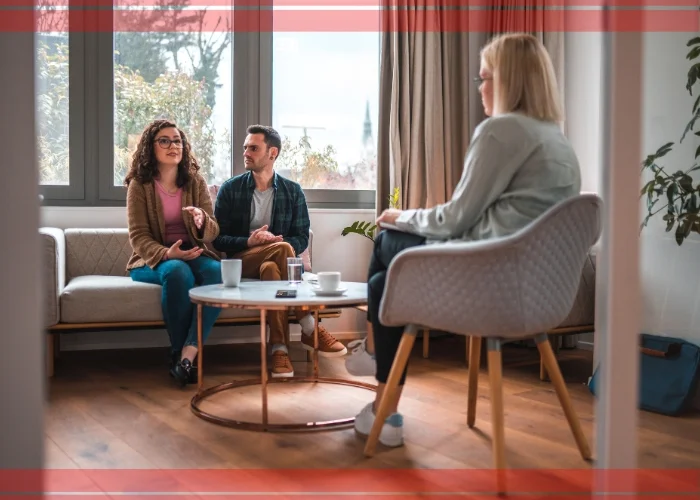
[347,33,582,447]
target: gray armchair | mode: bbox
[364,194,602,490]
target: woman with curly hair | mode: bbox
[125,119,222,387]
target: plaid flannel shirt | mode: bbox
[212,171,310,257]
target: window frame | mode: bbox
[38,7,86,203]
[39,0,378,209]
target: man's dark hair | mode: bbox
[247,124,283,157]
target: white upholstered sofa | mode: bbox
[40,227,335,375]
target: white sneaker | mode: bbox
[353,402,404,448]
[345,338,377,376]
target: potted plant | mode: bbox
[640,36,700,245]
[341,187,401,241]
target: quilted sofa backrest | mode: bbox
[64,227,314,280]
[65,229,132,280]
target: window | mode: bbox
[37,2,84,200]
[38,1,380,208]
[37,32,69,186]
[272,33,379,192]
[113,6,233,188]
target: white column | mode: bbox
[594,9,643,477]
[0,27,45,477]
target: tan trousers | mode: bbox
[233,241,308,346]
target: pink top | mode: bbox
[155,181,190,245]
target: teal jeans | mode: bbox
[130,256,222,354]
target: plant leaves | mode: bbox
[679,174,694,192]
[640,179,655,195]
[695,94,700,114]
[667,183,678,214]
[688,63,700,93]
[681,108,700,143]
[656,142,675,157]
[688,37,700,47]
[675,220,688,245]
[341,220,377,241]
[688,46,700,61]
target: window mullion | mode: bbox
[97,8,121,201]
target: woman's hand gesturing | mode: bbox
[183,206,204,229]
[165,240,203,261]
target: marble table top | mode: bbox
[189,280,368,308]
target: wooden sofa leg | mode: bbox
[46,334,55,378]
[422,329,429,358]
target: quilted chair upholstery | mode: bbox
[364,194,602,492]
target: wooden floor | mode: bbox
[46,335,700,471]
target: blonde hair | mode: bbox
[480,33,563,122]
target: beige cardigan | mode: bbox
[126,173,221,270]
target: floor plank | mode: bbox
[46,336,700,471]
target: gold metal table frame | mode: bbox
[189,296,376,432]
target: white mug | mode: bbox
[221,259,242,287]
[317,271,341,291]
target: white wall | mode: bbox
[565,28,700,348]
[565,32,603,195]
[565,32,604,350]
[639,32,700,343]
[42,207,374,350]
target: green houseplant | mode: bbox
[341,187,401,241]
[640,36,700,245]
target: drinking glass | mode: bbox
[287,257,303,285]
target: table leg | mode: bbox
[260,309,268,428]
[313,309,319,379]
[197,304,203,392]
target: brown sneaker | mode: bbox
[301,325,348,358]
[271,350,294,378]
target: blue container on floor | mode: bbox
[588,334,700,416]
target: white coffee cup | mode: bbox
[221,259,242,287]
[317,271,341,291]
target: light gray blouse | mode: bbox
[395,112,582,242]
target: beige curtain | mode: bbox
[376,2,486,213]
[376,1,565,214]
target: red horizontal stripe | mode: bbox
[1,469,698,494]
[7,0,700,8]
[20,9,700,32]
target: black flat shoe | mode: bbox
[170,358,194,387]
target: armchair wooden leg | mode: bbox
[467,336,482,427]
[487,338,506,494]
[534,333,592,461]
[364,325,418,457]
[540,357,547,381]
[422,329,429,358]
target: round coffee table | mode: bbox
[188,280,375,432]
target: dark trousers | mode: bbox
[367,229,426,385]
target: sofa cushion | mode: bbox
[555,251,596,329]
[60,276,260,324]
